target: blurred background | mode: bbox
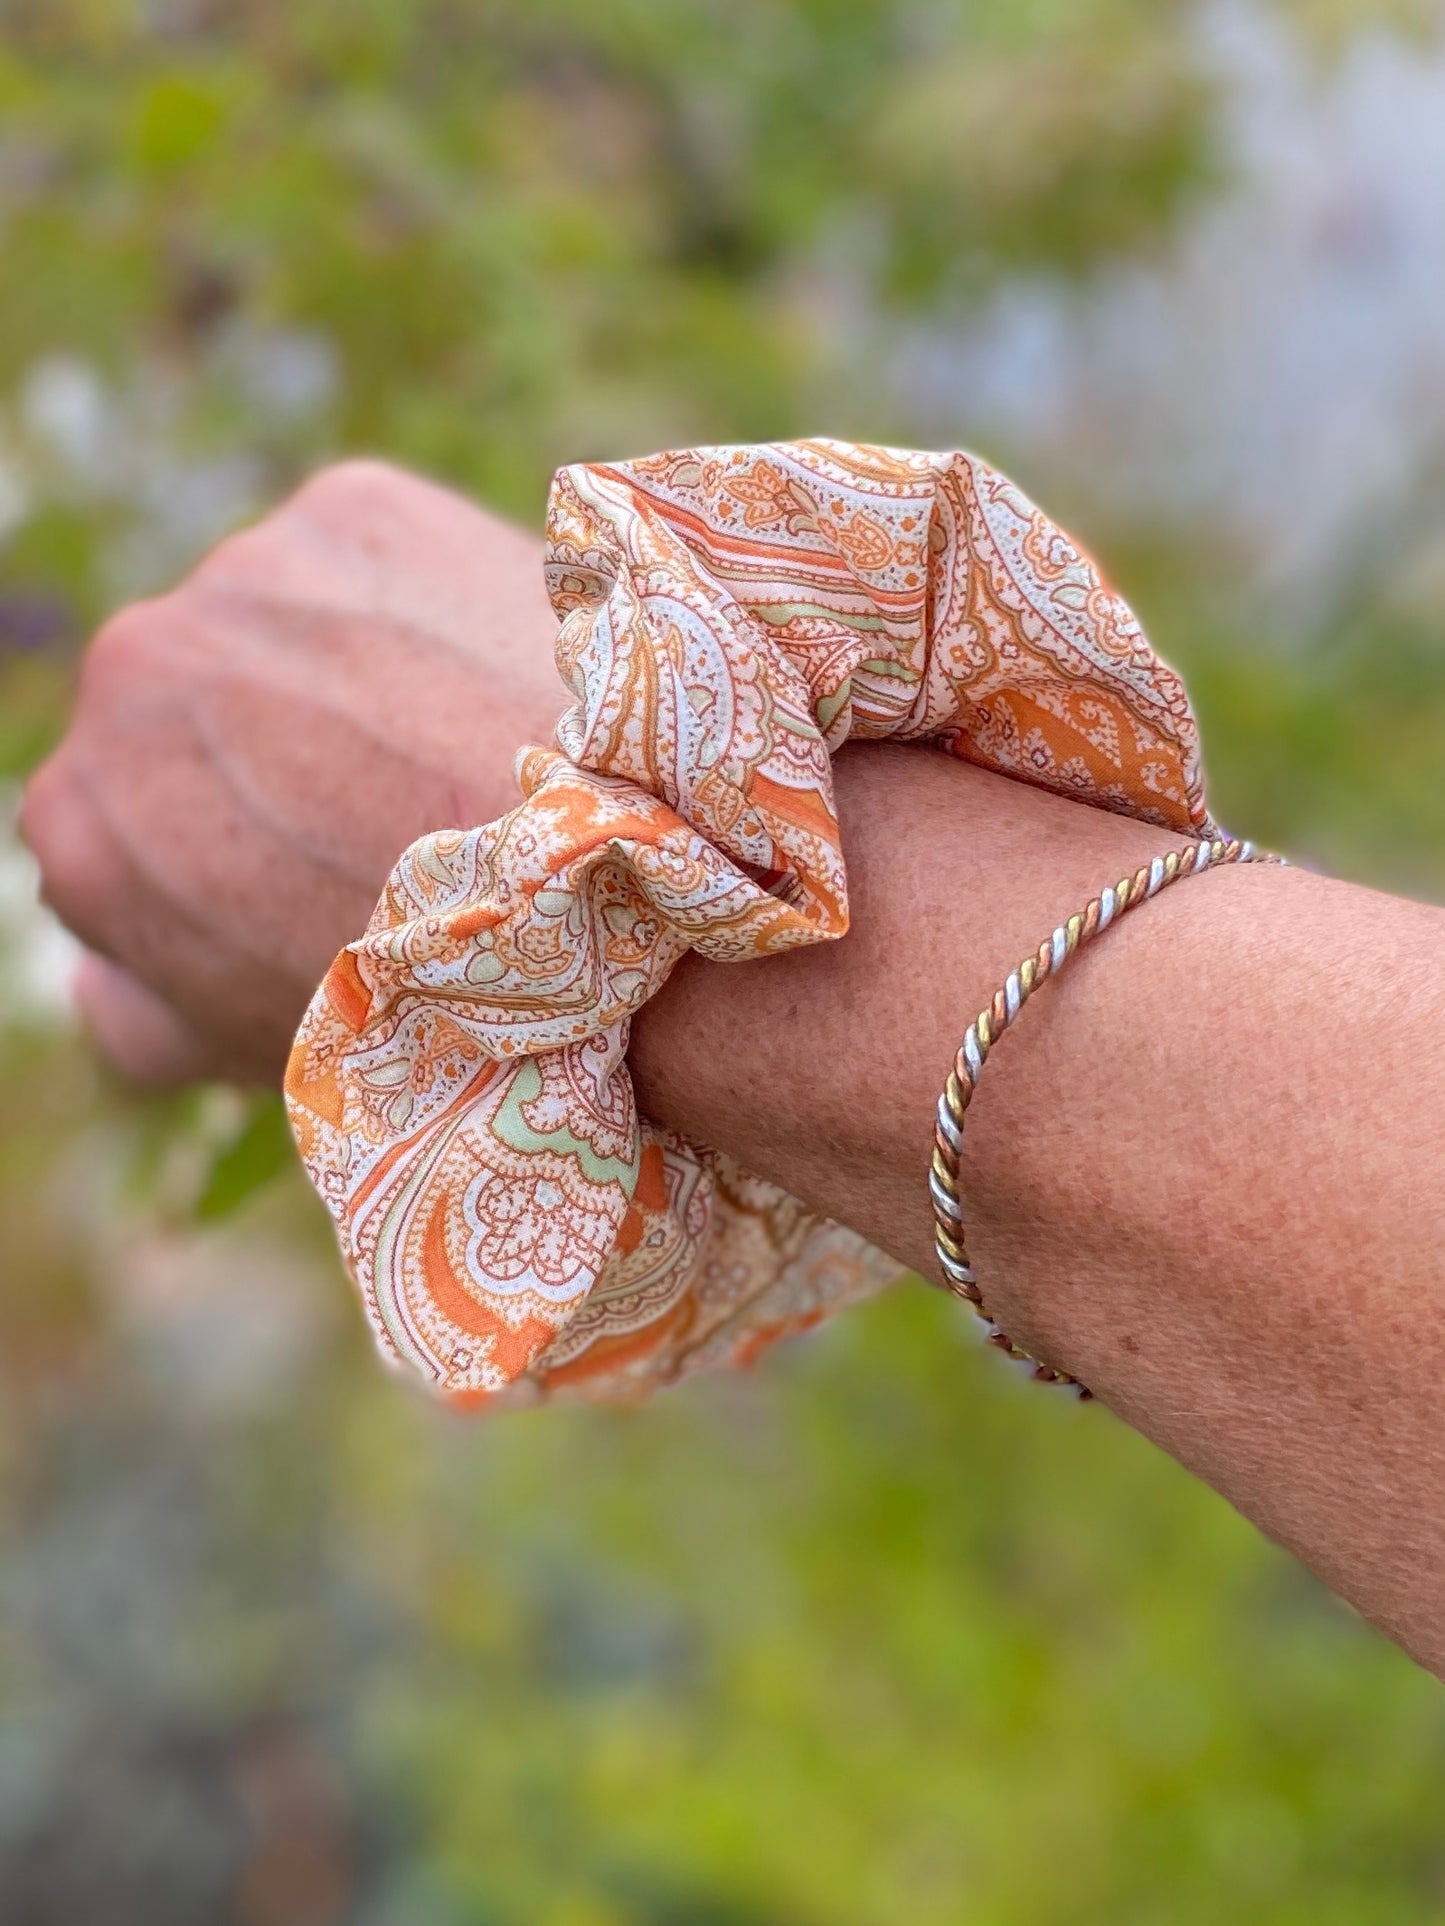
[2,1,1445,1920]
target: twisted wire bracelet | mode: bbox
[929,834,1284,1395]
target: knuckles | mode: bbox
[297,454,413,499]
[83,597,172,687]
[70,592,197,723]
[185,457,425,593]
[288,455,419,528]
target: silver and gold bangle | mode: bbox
[929,834,1283,1395]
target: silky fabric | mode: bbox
[285,440,1210,1406]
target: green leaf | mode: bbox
[193,1092,295,1220]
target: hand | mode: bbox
[21,460,560,1084]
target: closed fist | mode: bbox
[21,460,560,1083]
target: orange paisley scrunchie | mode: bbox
[284,440,1210,1407]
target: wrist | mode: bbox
[628,743,1182,1270]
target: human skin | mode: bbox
[21,462,1445,1673]
[20,461,562,1082]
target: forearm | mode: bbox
[631,744,1445,1670]
[40,462,1445,1667]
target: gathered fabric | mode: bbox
[284,439,1210,1405]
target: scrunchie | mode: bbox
[284,440,1208,1406]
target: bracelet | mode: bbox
[929,835,1283,1395]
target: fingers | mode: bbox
[17,766,211,1085]
[22,740,307,1080]
[19,751,131,962]
[72,951,220,1087]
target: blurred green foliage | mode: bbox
[1,3,1444,1922]
[0,0,1219,532]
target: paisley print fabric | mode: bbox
[285,439,1210,1405]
